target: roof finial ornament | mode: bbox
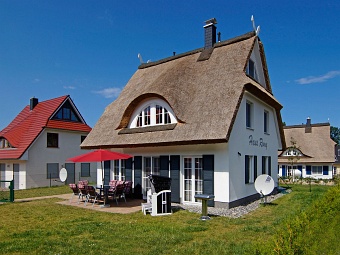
[251,15,260,36]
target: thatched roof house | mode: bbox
[82,18,285,209]
[82,31,284,149]
[278,118,335,179]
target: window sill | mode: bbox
[118,123,177,135]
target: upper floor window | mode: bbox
[247,59,258,80]
[283,148,302,157]
[0,138,13,149]
[264,110,269,134]
[129,99,176,128]
[47,133,59,148]
[52,100,81,122]
[246,101,253,129]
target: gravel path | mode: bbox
[172,189,291,218]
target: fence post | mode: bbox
[10,180,14,202]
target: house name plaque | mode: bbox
[249,135,267,149]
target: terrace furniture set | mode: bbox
[69,180,133,207]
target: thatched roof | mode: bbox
[82,31,285,149]
[278,123,336,164]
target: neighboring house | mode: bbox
[278,118,335,180]
[0,95,96,189]
[333,144,340,176]
[81,18,285,208]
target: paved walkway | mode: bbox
[15,193,144,214]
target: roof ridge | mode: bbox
[138,31,256,70]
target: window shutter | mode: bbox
[254,156,257,178]
[268,157,271,176]
[170,155,180,203]
[103,161,110,185]
[323,166,329,175]
[262,156,265,174]
[133,156,143,199]
[160,155,170,177]
[306,165,311,175]
[203,155,214,207]
[245,155,249,184]
[282,165,286,177]
[125,158,133,181]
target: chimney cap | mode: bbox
[204,18,217,27]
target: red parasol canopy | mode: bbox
[67,149,132,163]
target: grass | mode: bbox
[0,184,338,254]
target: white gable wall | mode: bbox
[228,92,280,203]
[25,129,96,189]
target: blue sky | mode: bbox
[1,0,340,131]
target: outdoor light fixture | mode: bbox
[238,152,241,156]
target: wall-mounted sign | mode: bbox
[249,135,267,149]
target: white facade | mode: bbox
[0,129,96,189]
[278,164,333,180]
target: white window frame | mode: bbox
[312,166,323,175]
[129,99,177,128]
[246,101,254,129]
[113,160,126,181]
[247,59,258,80]
[264,110,269,134]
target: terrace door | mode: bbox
[142,157,160,198]
[183,157,203,203]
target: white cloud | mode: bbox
[32,78,40,83]
[93,87,121,98]
[63,86,76,90]
[295,70,340,84]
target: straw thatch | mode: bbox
[82,31,285,149]
[278,123,336,164]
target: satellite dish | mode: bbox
[59,168,67,182]
[254,174,274,196]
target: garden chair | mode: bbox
[78,180,89,203]
[123,181,133,199]
[108,183,125,205]
[84,186,101,207]
[69,183,80,203]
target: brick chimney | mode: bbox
[30,97,38,110]
[305,117,312,133]
[204,18,217,49]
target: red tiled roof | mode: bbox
[0,95,91,160]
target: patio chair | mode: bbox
[108,183,125,205]
[109,180,117,189]
[123,181,133,199]
[84,186,101,207]
[69,183,80,203]
[78,181,89,203]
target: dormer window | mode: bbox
[0,138,12,149]
[283,148,303,157]
[52,100,81,122]
[129,99,176,128]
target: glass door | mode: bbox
[183,157,203,203]
[142,157,160,197]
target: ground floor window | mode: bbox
[142,157,160,197]
[312,166,322,175]
[81,163,90,177]
[113,160,126,181]
[183,157,203,203]
[47,163,59,179]
[245,155,257,184]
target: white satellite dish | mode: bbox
[59,168,68,183]
[254,174,274,196]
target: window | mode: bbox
[246,101,253,129]
[247,59,258,80]
[81,163,90,177]
[264,110,269,134]
[130,99,176,128]
[47,133,58,148]
[283,148,302,157]
[81,135,87,143]
[338,149,340,157]
[0,138,12,149]
[113,160,126,181]
[245,155,257,184]
[312,166,322,175]
[262,156,271,176]
[52,100,81,122]
[47,163,59,179]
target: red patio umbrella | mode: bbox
[67,149,133,185]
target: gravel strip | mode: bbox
[172,189,291,218]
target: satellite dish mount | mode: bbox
[254,174,274,205]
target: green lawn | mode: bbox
[0,184,338,254]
